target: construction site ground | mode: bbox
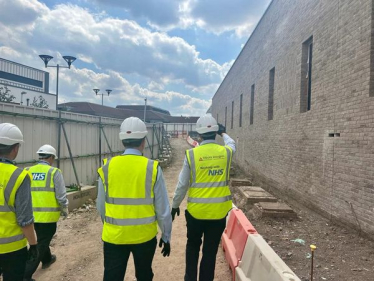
[232,165,374,281]
[33,138,232,281]
[30,138,374,281]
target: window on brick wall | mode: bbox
[268,68,275,120]
[231,101,234,129]
[300,36,313,112]
[225,106,227,128]
[250,84,255,125]
[239,94,243,127]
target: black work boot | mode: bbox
[42,254,57,269]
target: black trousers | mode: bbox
[24,222,57,279]
[103,237,157,281]
[0,247,28,281]
[184,210,227,281]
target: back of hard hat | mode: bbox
[119,117,148,140]
[0,123,24,145]
[196,115,219,134]
[37,144,58,159]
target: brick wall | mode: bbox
[212,0,374,235]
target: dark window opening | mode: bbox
[239,94,243,127]
[300,36,313,112]
[268,68,275,120]
[231,101,234,129]
[250,84,255,125]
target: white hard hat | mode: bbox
[37,144,58,159]
[0,123,24,145]
[196,114,219,134]
[119,117,148,140]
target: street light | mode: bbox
[39,54,77,109]
[93,88,112,106]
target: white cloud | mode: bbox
[0,1,232,115]
[93,0,271,38]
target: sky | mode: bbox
[0,0,271,116]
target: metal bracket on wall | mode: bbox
[61,122,81,190]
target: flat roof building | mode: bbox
[212,0,374,235]
[0,58,56,109]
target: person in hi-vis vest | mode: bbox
[96,117,172,281]
[172,114,236,281]
[24,144,69,281]
[0,123,38,281]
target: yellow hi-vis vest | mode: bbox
[98,155,158,245]
[186,143,233,220]
[0,163,29,254]
[28,164,61,223]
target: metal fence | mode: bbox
[163,123,196,137]
[0,102,170,188]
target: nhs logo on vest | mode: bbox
[32,173,46,181]
[208,169,223,176]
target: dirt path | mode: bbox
[33,138,232,281]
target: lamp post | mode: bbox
[39,55,76,109]
[20,91,27,105]
[93,89,112,106]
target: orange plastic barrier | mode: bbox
[222,209,257,280]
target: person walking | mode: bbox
[0,123,38,281]
[24,144,69,281]
[171,114,236,281]
[97,117,172,281]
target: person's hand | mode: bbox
[217,123,226,136]
[27,244,39,263]
[61,207,69,219]
[158,239,171,257]
[171,208,180,221]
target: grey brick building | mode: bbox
[212,0,374,235]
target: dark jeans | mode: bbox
[0,247,28,281]
[103,236,157,281]
[184,210,227,281]
[24,222,57,279]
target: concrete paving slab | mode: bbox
[230,178,252,187]
[238,186,278,204]
[67,185,97,211]
[254,202,297,218]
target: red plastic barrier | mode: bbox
[222,209,257,280]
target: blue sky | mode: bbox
[0,0,270,115]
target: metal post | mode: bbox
[99,117,102,166]
[101,127,113,155]
[144,98,147,122]
[101,95,104,106]
[61,123,81,189]
[57,110,62,168]
[56,64,59,109]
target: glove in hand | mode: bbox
[217,123,226,136]
[61,207,69,219]
[159,239,171,257]
[171,207,180,221]
[27,244,39,263]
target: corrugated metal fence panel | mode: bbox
[164,123,196,134]
[0,103,166,186]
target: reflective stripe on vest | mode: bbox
[29,165,61,223]
[186,144,233,220]
[0,164,28,253]
[98,155,158,245]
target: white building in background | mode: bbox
[0,58,56,109]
